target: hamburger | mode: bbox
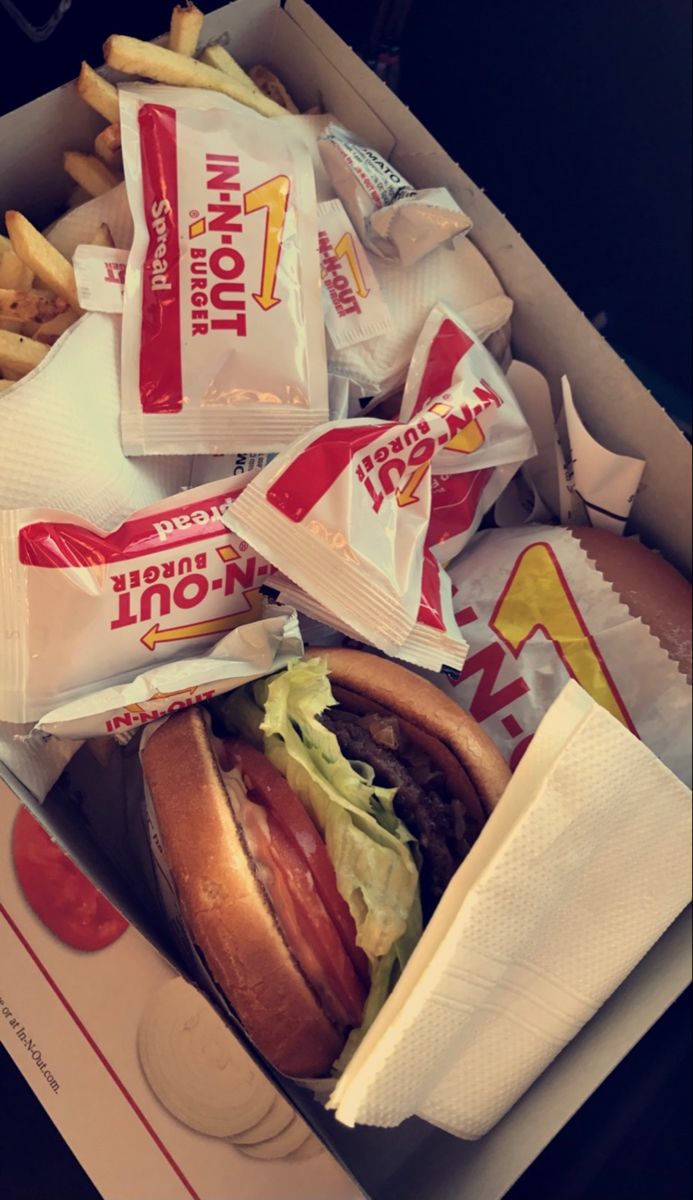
[141,647,510,1077]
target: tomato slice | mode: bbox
[220,739,369,983]
[220,739,368,1028]
[12,806,129,952]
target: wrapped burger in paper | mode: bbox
[443,524,692,783]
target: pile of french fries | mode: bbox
[0,1,308,393]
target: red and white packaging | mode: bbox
[73,245,128,313]
[317,199,392,349]
[34,608,301,741]
[403,303,534,565]
[223,312,534,667]
[270,553,467,674]
[119,84,328,455]
[318,124,472,266]
[0,475,275,724]
[442,524,692,784]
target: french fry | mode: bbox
[0,378,16,392]
[199,44,260,93]
[0,249,33,290]
[5,211,81,311]
[0,288,69,323]
[169,3,204,57]
[104,35,284,118]
[91,222,115,248]
[1,366,23,380]
[33,309,79,344]
[0,328,49,377]
[249,65,300,114]
[0,317,23,332]
[76,62,120,124]
[94,123,122,170]
[64,152,120,198]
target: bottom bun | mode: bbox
[142,707,344,1078]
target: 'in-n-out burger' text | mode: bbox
[190,154,247,338]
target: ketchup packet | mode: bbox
[34,609,301,741]
[0,475,275,724]
[319,124,472,266]
[441,525,692,785]
[223,313,534,667]
[119,84,328,455]
[317,199,392,349]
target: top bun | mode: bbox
[571,527,692,683]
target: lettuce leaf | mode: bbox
[217,657,421,965]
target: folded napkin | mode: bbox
[0,312,189,526]
[329,681,692,1137]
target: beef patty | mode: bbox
[320,708,479,919]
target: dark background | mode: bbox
[1,2,691,1197]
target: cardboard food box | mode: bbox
[1,3,691,1198]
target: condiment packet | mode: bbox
[33,609,301,740]
[0,311,189,527]
[119,84,328,455]
[223,322,534,665]
[0,474,274,724]
[317,199,392,349]
[190,451,275,487]
[558,377,646,533]
[442,524,692,783]
[401,303,537,565]
[45,182,134,258]
[73,245,128,313]
[327,235,514,406]
[268,562,468,674]
[319,124,472,266]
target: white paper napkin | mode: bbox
[0,312,189,526]
[329,681,692,1137]
[45,183,134,257]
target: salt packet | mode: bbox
[0,474,274,724]
[119,84,327,455]
[319,124,472,266]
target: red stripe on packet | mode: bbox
[138,103,183,414]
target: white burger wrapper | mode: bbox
[328,682,692,1135]
[443,524,692,785]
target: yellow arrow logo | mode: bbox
[140,588,264,651]
[395,463,429,507]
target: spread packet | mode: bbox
[33,609,301,741]
[319,124,472,266]
[223,308,534,668]
[442,524,692,784]
[119,84,328,455]
[0,474,275,724]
